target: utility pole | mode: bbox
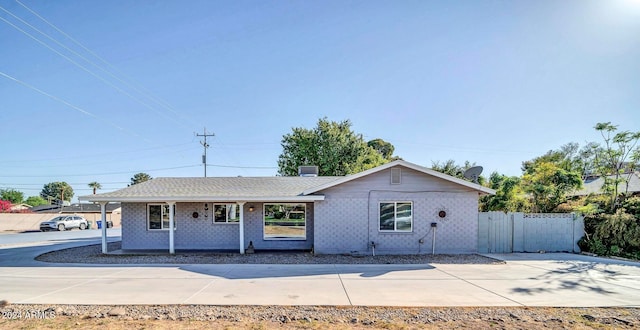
[196,127,215,177]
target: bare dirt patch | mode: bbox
[1,305,638,329]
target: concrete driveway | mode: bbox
[1,239,639,307]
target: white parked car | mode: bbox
[40,215,89,231]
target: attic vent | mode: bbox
[298,166,319,177]
[390,168,401,184]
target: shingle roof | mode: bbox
[571,172,640,196]
[79,161,496,203]
[79,176,342,202]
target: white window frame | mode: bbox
[213,203,240,224]
[379,201,413,232]
[147,204,176,230]
[263,203,306,240]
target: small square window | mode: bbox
[213,204,240,223]
[147,204,176,230]
[379,201,412,232]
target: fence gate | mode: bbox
[478,211,512,253]
[478,212,584,253]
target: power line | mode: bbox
[206,164,277,169]
[0,165,202,178]
[0,14,185,128]
[0,70,149,141]
[0,144,195,168]
[1,182,129,186]
[10,0,200,129]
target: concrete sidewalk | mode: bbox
[1,253,639,307]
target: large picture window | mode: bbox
[213,204,240,223]
[148,204,176,230]
[379,202,412,232]
[263,203,306,240]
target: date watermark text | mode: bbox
[2,310,56,320]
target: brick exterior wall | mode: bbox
[120,166,482,254]
[314,192,478,255]
[312,167,481,255]
[121,202,314,251]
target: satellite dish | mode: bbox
[463,166,483,183]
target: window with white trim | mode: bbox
[379,202,412,232]
[263,203,306,240]
[147,204,176,230]
[213,204,240,223]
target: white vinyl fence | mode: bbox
[478,212,584,253]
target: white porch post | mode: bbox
[238,202,246,254]
[99,202,108,254]
[168,202,175,254]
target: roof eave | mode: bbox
[79,195,325,203]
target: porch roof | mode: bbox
[79,176,341,203]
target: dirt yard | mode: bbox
[1,304,638,329]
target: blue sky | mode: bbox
[1,0,639,202]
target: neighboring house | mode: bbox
[9,203,32,211]
[570,172,640,197]
[80,160,494,255]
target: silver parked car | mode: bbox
[40,215,89,231]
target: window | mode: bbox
[213,204,240,223]
[263,203,306,240]
[147,204,175,230]
[379,202,412,232]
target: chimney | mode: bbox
[298,166,319,177]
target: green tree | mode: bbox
[593,122,640,211]
[0,188,24,204]
[277,118,388,176]
[25,195,47,207]
[521,161,582,213]
[367,138,398,160]
[40,182,74,204]
[88,181,102,194]
[130,173,152,185]
[430,159,486,185]
[480,172,529,212]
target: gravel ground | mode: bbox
[35,241,504,264]
[1,304,638,329]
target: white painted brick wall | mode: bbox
[315,192,479,254]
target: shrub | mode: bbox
[592,210,640,256]
[578,236,607,255]
[622,197,640,217]
[0,200,11,212]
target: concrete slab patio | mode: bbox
[1,247,639,307]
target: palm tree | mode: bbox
[88,181,102,194]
